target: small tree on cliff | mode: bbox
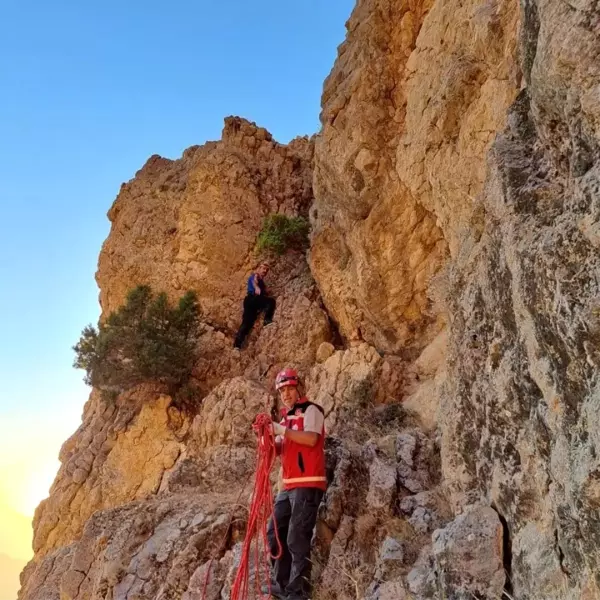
[73,285,200,393]
[256,214,310,256]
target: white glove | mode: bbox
[272,421,286,437]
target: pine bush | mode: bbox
[73,286,200,393]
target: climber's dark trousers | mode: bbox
[233,294,276,348]
[266,488,324,600]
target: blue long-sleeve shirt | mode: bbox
[247,274,267,296]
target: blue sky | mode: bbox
[0,0,354,577]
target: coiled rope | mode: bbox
[202,413,283,600]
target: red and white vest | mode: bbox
[280,399,327,491]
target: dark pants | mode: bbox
[233,294,276,348]
[266,487,324,600]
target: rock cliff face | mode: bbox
[98,116,314,325]
[99,118,332,393]
[19,0,600,599]
[310,0,520,354]
[442,2,600,596]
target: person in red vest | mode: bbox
[265,368,327,600]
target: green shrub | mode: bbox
[256,214,310,256]
[73,286,200,393]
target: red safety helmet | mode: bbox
[275,368,299,391]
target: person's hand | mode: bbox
[272,421,286,437]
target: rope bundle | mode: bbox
[202,413,282,600]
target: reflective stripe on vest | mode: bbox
[283,476,327,485]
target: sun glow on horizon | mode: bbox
[0,501,33,562]
[19,459,60,518]
[0,436,62,518]
[0,408,79,564]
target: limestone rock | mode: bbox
[307,343,389,431]
[366,535,414,600]
[407,546,437,600]
[18,546,74,600]
[365,579,408,600]
[396,429,438,493]
[438,1,600,594]
[311,0,520,354]
[97,118,331,391]
[366,458,397,513]
[399,490,451,534]
[98,117,314,327]
[21,0,600,599]
[21,493,242,600]
[189,273,331,397]
[32,386,188,556]
[319,439,367,530]
[314,516,358,600]
[401,328,448,432]
[164,377,270,494]
[183,558,230,600]
[432,506,505,599]
[237,253,332,378]
[219,542,261,600]
[376,537,406,580]
[316,341,335,363]
[192,377,269,450]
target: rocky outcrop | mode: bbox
[97,119,332,390]
[190,253,332,394]
[311,0,600,597]
[20,493,243,600]
[24,118,334,596]
[20,0,600,598]
[431,507,505,599]
[22,380,446,600]
[310,0,520,355]
[441,9,600,595]
[98,117,314,326]
[21,377,269,600]
[32,385,189,557]
[163,377,271,495]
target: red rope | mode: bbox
[200,468,253,600]
[201,413,282,600]
[230,413,283,600]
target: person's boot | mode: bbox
[260,581,286,599]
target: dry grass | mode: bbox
[335,400,411,446]
[467,590,516,600]
[355,513,379,547]
[312,554,372,600]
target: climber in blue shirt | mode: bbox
[234,262,276,349]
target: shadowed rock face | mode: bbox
[313,0,600,596]
[444,62,600,600]
[441,0,600,596]
[19,0,600,599]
